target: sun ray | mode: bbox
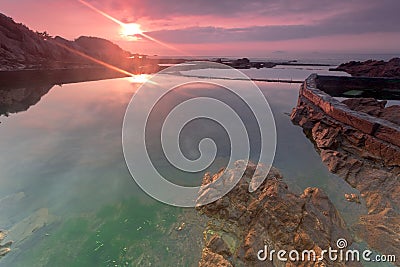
[77,0,188,55]
[52,40,135,77]
[77,0,124,26]
[53,41,158,84]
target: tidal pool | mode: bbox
[0,70,366,266]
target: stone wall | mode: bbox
[298,74,400,167]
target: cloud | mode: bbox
[141,0,400,44]
[88,0,363,20]
[3,0,398,54]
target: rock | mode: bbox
[0,230,11,258]
[0,13,136,71]
[380,105,400,125]
[199,248,233,267]
[291,91,400,258]
[333,58,400,78]
[0,247,11,257]
[342,98,387,117]
[198,161,355,266]
[207,234,232,257]
[0,231,5,242]
[175,222,186,231]
[312,121,341,149]
[354,209,400,260]
[344,193,361,204]
[7,208,56,246]
[342,98,400,126]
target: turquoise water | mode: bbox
[0,68,366,266]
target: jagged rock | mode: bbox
[206,235,232,258]
[291,92,400,258]
[342,98,400,126]
[342,98,387,117]
[199,248,233,267]
[354,209,400,260]
[380,105,400,125]
[198,161,355,266]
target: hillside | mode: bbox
[0,13,134,71]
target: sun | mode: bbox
[120,23,143,39]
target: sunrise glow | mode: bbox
[0,0,397,56]
[120,23,143,39]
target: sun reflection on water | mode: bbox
[129,74,152,84]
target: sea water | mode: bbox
[0,65,369,266]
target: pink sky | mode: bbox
[1,0,400,56]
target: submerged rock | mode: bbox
[197,161,355,266]
[7,208,56,246]
[0,230,11,258]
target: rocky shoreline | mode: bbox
[215,57,331,70]
[196,161,357,266]
[291,74,400,260]
[195,72,400,266]
[332,58,400,78]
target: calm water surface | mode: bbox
[0,68,366,266]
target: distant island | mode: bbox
[331,58,400,78]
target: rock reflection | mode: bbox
[0,83,54,116]
[0,68,131,116]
